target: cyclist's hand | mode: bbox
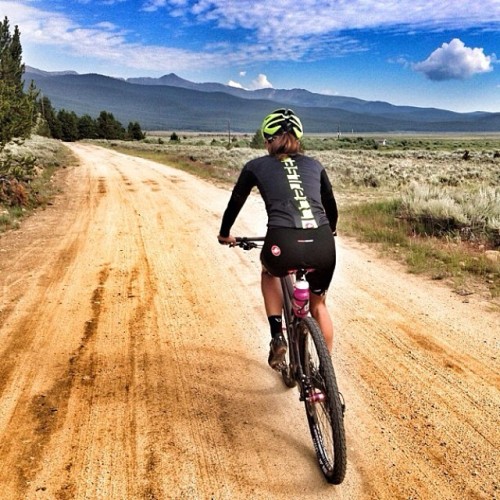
[218,234,236,246]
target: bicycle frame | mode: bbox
[281,271,324,403]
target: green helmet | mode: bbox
[261,108,304,140]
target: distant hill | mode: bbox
[25,67,500,132]
[25,66,78,77]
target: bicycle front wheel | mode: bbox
[299,317,347,484]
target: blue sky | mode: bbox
[2,0,499,112]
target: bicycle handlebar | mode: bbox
[233,236,265,250]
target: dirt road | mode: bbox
[0,143,498,499]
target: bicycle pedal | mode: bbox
[273,361,287,372]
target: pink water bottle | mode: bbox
[292,280,310,318]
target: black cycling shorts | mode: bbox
[260,225,336,295]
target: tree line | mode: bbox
[38,97,145,141]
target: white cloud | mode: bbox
[320,88,339,96]
[227,80,244,89]
[227,73,273,90]
[249,74,273,90]
[141,0,167,12]
[413,39,495,81]
[130,0,499,68]
[175,1,500,52]
[389,56,411,68]
[95,22,118,30]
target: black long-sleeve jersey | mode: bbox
[219,154,338,237]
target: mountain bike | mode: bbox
[232,236,347,484]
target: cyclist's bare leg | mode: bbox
[310,293,333,352]
[261,269,283,316]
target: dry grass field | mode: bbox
[0,136,75,231]
[106,132,500,189]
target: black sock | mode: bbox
[268,315,283,338]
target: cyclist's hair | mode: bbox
[266,132,303,159]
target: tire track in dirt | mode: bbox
[14,266,110,495]
[45,156,163,499]
[0,234,82,397]
[36,149,218,499]
[118,163,240,498]
[53,256,155,499]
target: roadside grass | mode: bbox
[400,184,500,246]
[0,136,75,233]
[340,199,500,297]
[0,205,24,232]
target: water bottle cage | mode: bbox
[292,292,310,317]
[293,300,309,317]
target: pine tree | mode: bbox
[37,95,61,139]
[96,111,125,140]
[0,16,37,152]
[57,109,79,142]
[249,129,265,149]
[78,114,97,140]
[9,25,24,97]
[127,121,145,140]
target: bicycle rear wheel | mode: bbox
[299,317,347,484]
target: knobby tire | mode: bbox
[280,334,296,388]
[299,317,347,484]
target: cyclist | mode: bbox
[218,109,338,369]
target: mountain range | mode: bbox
[25,66,500,133]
